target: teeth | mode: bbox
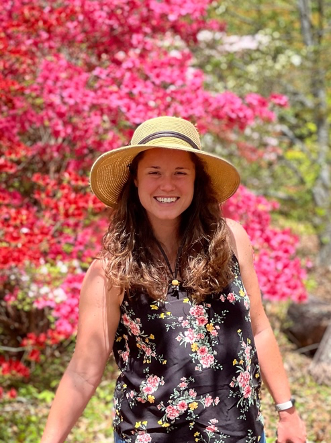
[156,197,177,203]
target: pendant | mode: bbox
[168,279,180,299]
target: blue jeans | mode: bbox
[114,431,267,442]
[114,432,125,443]
[260,431,267,443]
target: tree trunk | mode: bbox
[309,322,331,385]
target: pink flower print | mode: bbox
[166,405,180,420]
[230,381,235,387]
[182,320,189,327]
[205,394,213,407]
[130,322,140,336]
[122,314,130,325]
[185,329,195,343]
[243,384,252,398]
[206,424,217,432]
[200,354,215,368]
[197,333,205,339]
[145,347,152,356]
[197,346,208,356]
[245,346,252,359]
[179,382,187,388]
[214,397,220,405]
[220,295,226,302]
[143,386,154,395]
[189,389,197,398]
[197,316,208,326]
[137,433,152,442]
[237,371,250,388]
[210,419,218,424]
[176,335,181,341]
[189,305,205,317]
[121,351,129,362]
[177,400,188,411]
[227,293,236,303]
[147,375,160,388]
[210,330,218,337]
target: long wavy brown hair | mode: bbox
[100,151,234,303]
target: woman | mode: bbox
[42,116,306,442]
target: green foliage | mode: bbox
[0,351,118,442]
[193,0,331,234]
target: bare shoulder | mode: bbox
[80,258,123,307]
[225,218,253,265]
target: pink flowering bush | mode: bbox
[224,186,307,302]
[0,0,307,399]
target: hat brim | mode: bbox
[90,143,240,207]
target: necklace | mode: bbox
[155,239,184,298]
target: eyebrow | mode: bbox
[146,166,191,169]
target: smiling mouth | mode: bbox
[155,197,179,203]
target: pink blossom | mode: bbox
[237,371,250,388]
[197,346,208,356]
[147,375,160,388]
[200,354,215,368]
[269,93,289,108]
[189,389,197,398]
[197,316,208,326]
[130,322,140,336]
[143,386,154,394]
[245,346,251,359]
[136,433,152,443]
[177,400,188,411]
[166,405,180,420]
[189,305,205,317]
[227,293,236,303]
[184,329,195,343]
[206,424,217,432]
[205,395,213,407]
[243,385,252,398]
[121,351,129,362]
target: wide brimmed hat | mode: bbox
[90,116,240,207]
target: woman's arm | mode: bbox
[226,219,306,443]
[41,259,122,443]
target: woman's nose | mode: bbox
[159,175,175,191]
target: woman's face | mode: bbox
[135,148,196,229]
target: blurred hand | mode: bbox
[276,408,306,443]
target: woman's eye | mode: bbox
[175,171,187,175]
[148,171,160,175]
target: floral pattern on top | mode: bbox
[112,257,264,442]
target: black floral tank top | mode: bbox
[112,257,264,442]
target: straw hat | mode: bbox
[90,116,240,207]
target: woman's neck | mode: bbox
[152,224,181,264]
